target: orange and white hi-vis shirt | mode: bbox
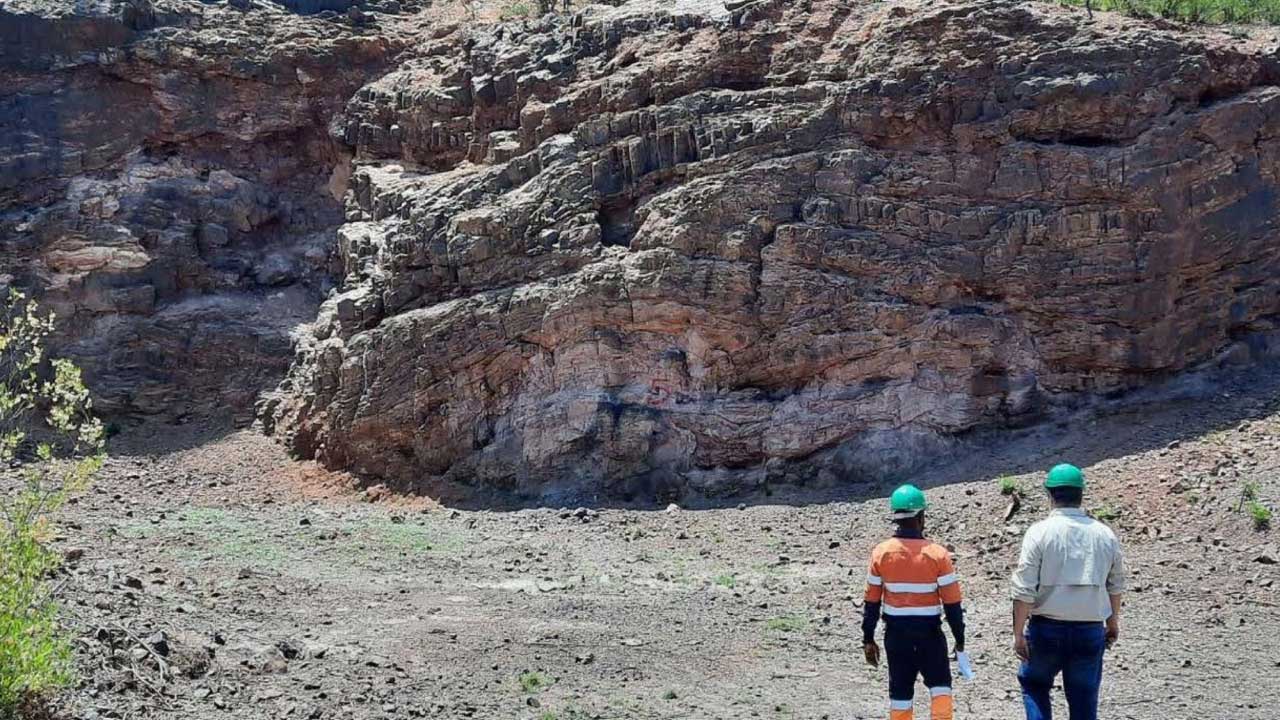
[863,530,965,720]
[865,536,962,616]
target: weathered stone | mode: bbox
[0,0,396,421]
[9,0,1280,502]
[261,0,1280,501]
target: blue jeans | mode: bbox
[1018,618,1106,720]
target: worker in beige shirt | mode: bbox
[1010,464,1126,720]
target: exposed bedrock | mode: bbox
[263,0,1280,502]
[0,0,397,421]
[8,0,1280,501]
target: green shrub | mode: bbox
[1091,504,1121,522]
[0,289,105,717]
[520,670,552,693]
[1246,501,1272,530]
[997,476,1022,497]
[713,573,736,589]
[499,2,533,19]
[1242,481,1259,502]
[764,615,806,633]
[0,532,72,717]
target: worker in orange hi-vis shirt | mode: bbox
[863,484,972,720]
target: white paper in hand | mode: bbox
[956,651,975,681]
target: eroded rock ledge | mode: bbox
[1,0,399,420]
[8,0,1280,500]
[262,0,1280,501]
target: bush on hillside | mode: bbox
[0,289,105,718]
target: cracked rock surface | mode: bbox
[7,0,1280,500]
[1,0,400,420]
[265,0,1280,500]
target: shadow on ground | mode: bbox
[105,412,247,458]
[97,358,1280,513]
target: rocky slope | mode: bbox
[266,0,1280,500]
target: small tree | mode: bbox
[0,289,104,717]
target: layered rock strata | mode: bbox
[1,0,398,419]
[8,0,1280,500]
[266,0,1280,499]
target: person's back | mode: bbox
[1016,511,1121,622]
[1011,464,1126,720]
[863,485,969,720]
[869,536,959,616]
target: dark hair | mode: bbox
[893,513,925,530]
[1048,486,1083,507]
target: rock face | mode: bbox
[262,0,1280,502]
[0,0,397,420]
[10,0,1280,501]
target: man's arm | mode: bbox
[863,554,884,666]
[1012,600,1033,660]
[942,603,965,651]
[1106,593,1122,646]
[862,599,881,644]
[1011,529,1042,661]
[1105,537,1127,648]
[936,551,965,651]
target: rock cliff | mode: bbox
[7,0,1280,500]
[267,0,1280,501]
[1,0,398,420]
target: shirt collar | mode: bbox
[894,527,924,539]
[1051,508,1088,518]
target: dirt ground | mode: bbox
[37,364,1280,720]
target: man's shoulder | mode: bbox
[1026,516,1058,535]
[1063,511,1121,540]
[1031,512,1121,542]
[1022,515,1064,545]
[871,536,934,557]
[921,540,953,560]
[1090,518,1121,543]
[871,537,903,554]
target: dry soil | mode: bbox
[40,365,1280,720]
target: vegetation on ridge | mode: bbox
[1057,0,1280,25]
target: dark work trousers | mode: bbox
[1018,617,1106,720]
[885,618,952,702]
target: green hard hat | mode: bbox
[890,484,927,519]
[1045,463,1085,489]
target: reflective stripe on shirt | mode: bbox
[883,604,942,617]
[884,581,939,593]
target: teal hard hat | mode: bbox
[889,484,927,519]
[1045,464,1085,489]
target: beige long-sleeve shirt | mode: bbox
[1011,508,1127,622]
